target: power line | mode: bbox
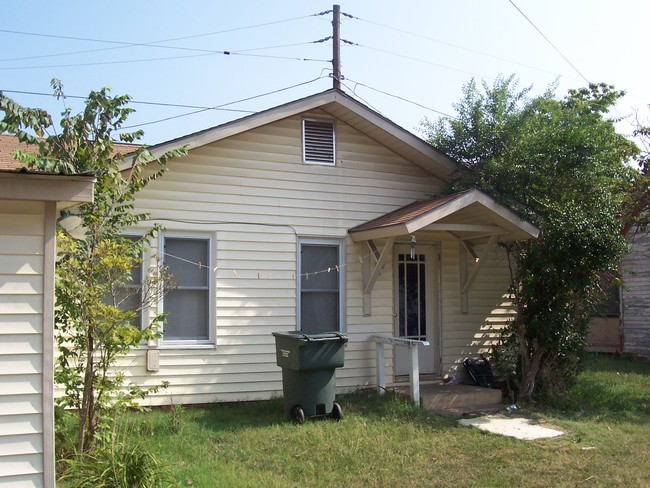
[343,77,456,119]
[0,52,215,70]
[2,74,327,115]
[0,48,329,71]
[507,0,591,85]
[0,38,321,65]
[2,74,330,133]
[354,43,491,81]
[339,80,381,113]
[231,41,317,54]
[350,14,572,79]
[119,74,330,130]
[2,72,454,130]
[0,14,322,63]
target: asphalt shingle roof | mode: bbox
[348,190,472,233]
[0,134,135,171]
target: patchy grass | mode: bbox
[58,355,650,487]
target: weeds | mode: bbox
[56,355,650,487]
[57,413,170,488]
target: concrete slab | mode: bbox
[458,414,564,440]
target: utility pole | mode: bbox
[332,4,341,90]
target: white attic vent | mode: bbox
[303,119,335,165]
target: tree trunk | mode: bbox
[516,325,545,403]
[518,351,544,402]
[77,333,95,452]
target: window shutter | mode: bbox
[303,119,335,165]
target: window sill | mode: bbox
[141,343,216,351]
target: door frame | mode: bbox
[393,241,442,378]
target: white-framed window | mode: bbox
[298,239,345,332]
[160,234,213,345]
[302,118,335,165]
[108,234,144,329]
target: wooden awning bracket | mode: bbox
[362,237,395,316]
[460,234,498,313]
[367,239,381,261]
[459,238,479,262]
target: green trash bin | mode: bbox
[272,331,348,423]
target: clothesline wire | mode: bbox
[144,218,414,279]
[161,247,387,279]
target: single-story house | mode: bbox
[0,167,94,488]
[0,89,540,417]
[110,88,539,406]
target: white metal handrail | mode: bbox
[371,335,430,404]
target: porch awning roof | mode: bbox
[348,189,539,244]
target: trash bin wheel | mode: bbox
[330,402,343,421]
[291,405,305,424]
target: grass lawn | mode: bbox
[59,355,650,487]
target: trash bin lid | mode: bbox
[272,331,348,343]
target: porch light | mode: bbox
[410,235,416,259]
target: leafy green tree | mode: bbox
[1,80,186,451]
[422,76,637,402]
[622,119,650,234]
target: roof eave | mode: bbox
[349,223,411,242]
[0,171,95,207]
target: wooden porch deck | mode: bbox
[396,383,504,415]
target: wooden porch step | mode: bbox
[419,384,503,415]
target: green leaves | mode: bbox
[2,80,187,451]
[423,75,635,401]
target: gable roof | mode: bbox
[349,188,539,244]
[143,89,459,182]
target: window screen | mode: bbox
[300,243,341,332]
[163,237,210,341]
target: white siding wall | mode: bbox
[119,112,514,405]
[0,201,47,487]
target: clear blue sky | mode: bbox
[2,0,648,145]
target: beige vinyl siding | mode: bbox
[438,239,514,374]
[0,202,47,487]
[116,111,514,405]
[621,233,650,355]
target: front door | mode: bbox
[394,243,439,376]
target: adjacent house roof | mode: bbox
[0,134,29,170]
[0,135,98,207]
[0,133,135,171]
[349,188,539,244]
[142,88,459,182]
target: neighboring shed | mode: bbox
[587,229,650,357]
[0,170,94,488]
[621,230,650,355]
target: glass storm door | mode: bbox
[394,244,438,376]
